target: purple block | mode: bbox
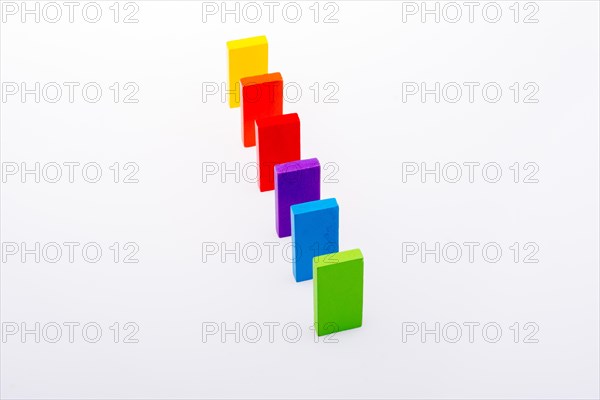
[275,158,321,238]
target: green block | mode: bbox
[313,248,364,336]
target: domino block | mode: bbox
[226,36,268,109]
[291,198,339,282]
[240,73,283,147]
[313,249,364,336]
[274,158,320,238]
[255,113,301,192]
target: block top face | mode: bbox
[291,198,338,216]
[240,72,282,87]
[275,158,319,175]
[256,113,299,130]
[226,36,268,50]
[314,248,363,269]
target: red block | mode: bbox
[240,72,283,148]
[256,113,301,192]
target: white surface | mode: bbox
[1,1,599,399]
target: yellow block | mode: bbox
[226,36,268,108]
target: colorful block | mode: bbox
[313,249,364,336]
[240,73,283,147]
[274,158,320,238]
[226,36,268,109]
[291,198,339,282]
[255,113,301,192]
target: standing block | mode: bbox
[226,36,268,109]
[274,158,320,238]
[255,113,301,193]
[291,199,339,282]
[313,249,364,336]
[240,73,283,147]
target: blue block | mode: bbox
[290,198,339,282]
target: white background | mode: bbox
[1,1,599,399]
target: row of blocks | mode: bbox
[227,35,363,336]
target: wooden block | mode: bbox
[313,249,364,336]
[291,198,339,282]
[255,113,301,192]
[240,73,283,147]
[274,158,321,238]
[226,36,268,109]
